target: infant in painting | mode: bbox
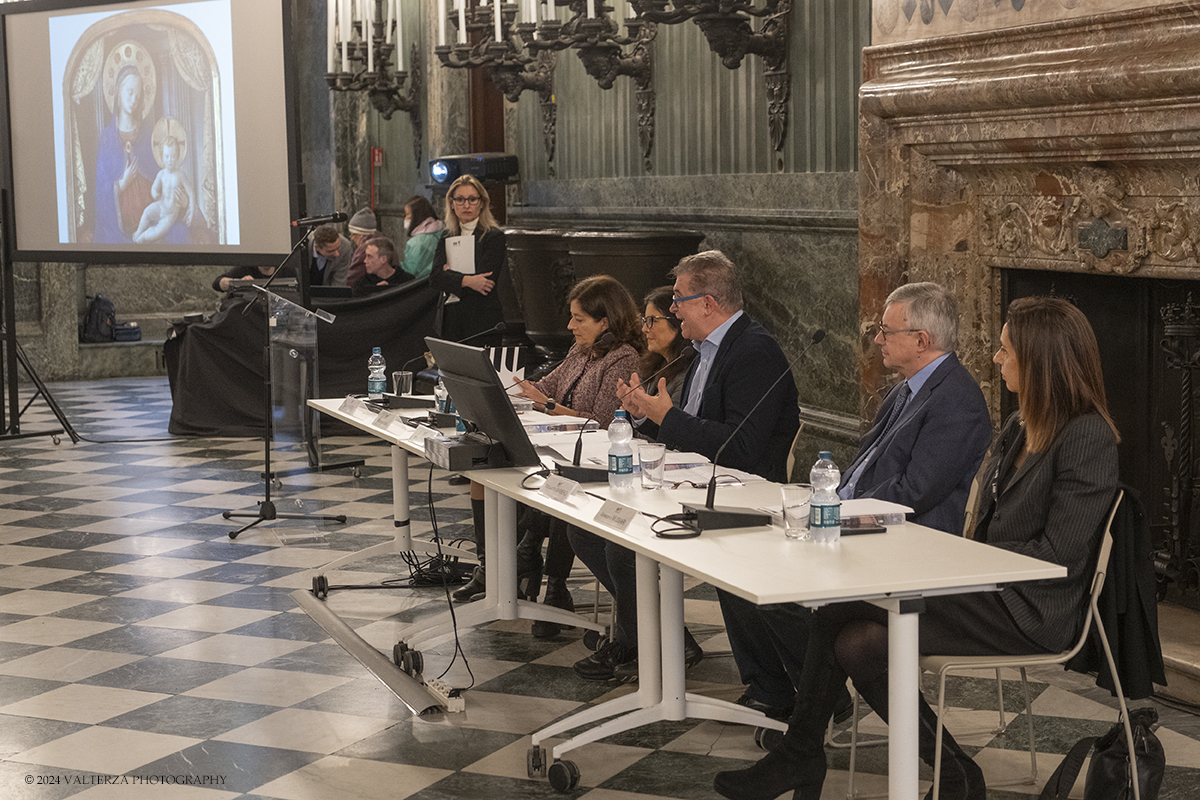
[134,119,194,244]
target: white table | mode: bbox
[307,398,603,645]
[468,469,1066,799]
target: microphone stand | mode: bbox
[680,329,826,532]
[223,224,363,539]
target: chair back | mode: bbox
[1060,489,1124,662]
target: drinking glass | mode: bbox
[639,442,667,489]
[781,483,812,540]
[392,370,413,395]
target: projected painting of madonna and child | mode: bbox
[58,8,232,245]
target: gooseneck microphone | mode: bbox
[292,212,349,228]
[682,328,827,532]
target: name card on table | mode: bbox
[374,409,400,431]
[595,500,636,531]
[338,395,365,416]
[539,474,579,503]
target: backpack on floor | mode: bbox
[79,294,116,343]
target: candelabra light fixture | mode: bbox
[435,0,658,170]
[327,0,423,168]
[434,2,560,169]
[630,0,792,150]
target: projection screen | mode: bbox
[1,0,297,264]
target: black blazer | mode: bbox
[429,226,506,339]
[841,353,991,535]
[975,412,1119,653]
[643,314,799,483]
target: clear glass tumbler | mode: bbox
[781,483,812,540]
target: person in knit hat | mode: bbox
[345,207,384,287]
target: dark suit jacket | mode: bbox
[840,353,991,535]
[311,235,353,288]
[641,314,799,483]
[429,227,507,340]
[975,412,1120,653]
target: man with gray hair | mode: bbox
[720,280,992,721]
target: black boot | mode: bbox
[452,498,487,603]
[531,576,575,639]
[918,697,985,800]
[516,529,544,601]
[853,674,985,800]
[712,656,847,800]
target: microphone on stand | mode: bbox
[679,328,827,533]
[291,212,348,228]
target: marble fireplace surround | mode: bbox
[858,1,1200,413]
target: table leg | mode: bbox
[537,556,783,763]
[885,597,922,800]
[399,487,600,648]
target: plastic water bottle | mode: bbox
[608,410,635,492]
[367,347,386,401]
[434,379,449,412]
[809,451,841,543]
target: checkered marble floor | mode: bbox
[0,377,1197,800]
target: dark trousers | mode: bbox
[719,592,813,708]
[566,527,638,648]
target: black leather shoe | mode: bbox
[451,566,485,603]
[573,638,635,681]
[735,692,794,721]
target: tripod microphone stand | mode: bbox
[223,228,357,539]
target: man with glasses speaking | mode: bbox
[616,251,804,691]
[719,281,992,722]
[619,250,799,482]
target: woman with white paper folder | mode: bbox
[429,175,507,344]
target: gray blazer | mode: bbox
[975,412,1119,653]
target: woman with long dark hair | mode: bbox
[453,276,644,616]
[714,296,1120,800]
[639,285,695,405]
[399,195,444,280]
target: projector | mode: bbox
[430,152,519,185]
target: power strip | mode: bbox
[426,678,465,713]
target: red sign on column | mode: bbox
[371,147,385,167]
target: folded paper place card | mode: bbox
[338,396,365,416]
[595,500,636,531]
[539,474,580,503]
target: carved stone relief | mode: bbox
[974,165,1200,276]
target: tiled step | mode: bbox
[1157,602,1200,706]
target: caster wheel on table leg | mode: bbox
[583,631,606,652]
[548,760,580,792]
[311,575,329,600]
[526,746,546,778]
[399,649,423,678]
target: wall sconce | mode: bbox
[435,2,560,169]
[631,0,792,151]
[327,1,423,168]
[524,8,657,170]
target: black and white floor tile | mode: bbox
[0,377,1197,799]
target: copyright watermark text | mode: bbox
[24,774,227,786]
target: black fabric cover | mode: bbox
[166,281,439,437]
[1065,485,1167,700]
